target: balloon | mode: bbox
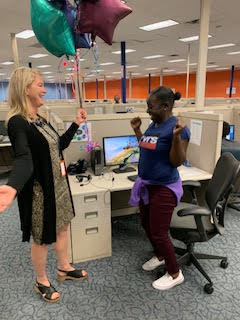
[62,2,91,49]
[31,0,76,57]
[76,0,132,45]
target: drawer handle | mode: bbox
[84,195,97,203]
[86,227,98,235]
[85,212,98,219]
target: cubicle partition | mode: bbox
[179,112,223,174]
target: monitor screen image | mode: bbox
[103,135,139,166]
[226,125,235,141]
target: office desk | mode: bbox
[68,166,212,263]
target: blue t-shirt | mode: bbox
[138,116,191,185]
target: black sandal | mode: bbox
[34,281,60,303]
[57,268,88,282]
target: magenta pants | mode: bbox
[139,185,179,275]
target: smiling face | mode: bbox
[146,95,169,124]
[26,74,46,110]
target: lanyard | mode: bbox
[34,118,62,160]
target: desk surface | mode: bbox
[69,165,212,196]
[0,136,11,147]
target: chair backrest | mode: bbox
[205,152,240,234]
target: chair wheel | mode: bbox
[204,283,214,294]
[220,259,228,269]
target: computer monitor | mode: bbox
[103,135,139,173]
[226,125,235,141]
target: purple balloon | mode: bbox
[63,2,91,49]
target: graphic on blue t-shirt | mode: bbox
[139,135,158,150]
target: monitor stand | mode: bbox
[112,164,136,174]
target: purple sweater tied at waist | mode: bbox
[129,177,183,207]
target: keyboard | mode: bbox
[127,174,138,182]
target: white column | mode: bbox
[10,33,19,68]
[103,75,107,100]
[129,72,132,98]
[186,44,191,99]
[160,69,164,86]
[195,0,212,109]
[65,80,68,99]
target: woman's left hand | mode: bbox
[173,119,185,137]
[74,109,87,126]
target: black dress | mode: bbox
[7,115,79,244]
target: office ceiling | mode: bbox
[1,0,240,82]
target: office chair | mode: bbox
[170,152,240,294]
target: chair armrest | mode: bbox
[182,180,201,188]
[177,206,211,217]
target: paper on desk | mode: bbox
[190,119,202,146]
[66,122,92,142]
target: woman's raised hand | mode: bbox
[130,117,142,131]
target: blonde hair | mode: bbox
[7,67,42,122]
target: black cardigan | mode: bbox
[7,115,79,244]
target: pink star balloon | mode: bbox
[76,0,132,45]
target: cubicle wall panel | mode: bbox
[232,106,240,141]
[180,112,222,174]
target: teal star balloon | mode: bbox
[31,0,76,57]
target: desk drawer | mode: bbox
[72,191,110,212]
[71,220,112,262]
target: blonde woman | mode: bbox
[0,67,87,302]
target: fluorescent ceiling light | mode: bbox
[1,61,14,65]
[216,67,230,70]
[143,55,164,59]
[112,71,121,74]
[106,75,113,78]
[37,65,51,68]
[145,67,157,70]
[46,76,54,78]
[16,30,35,39]
[227,51,240,55]
[0,73,6,76]
[207,65,218,68]
[99,62,115,66]
[29,54,49,58]
[179,35,212,42]
[139,20,178,31]
[163,69,175,72]
[131,73,141,75]
[126,65,138,68]
[42,71,52,74]
[96,69,104,72]
[168,59,186,63]
[177,71,186,74]
[66,67,74,70]
[208,43,235,49]
[189,63,198,66]
[112,49,136,54]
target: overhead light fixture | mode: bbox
[16,30,35,39]
[0,73,6,76]
[29,54,49,58]
[139,20,178,31]
[112,49,136,54]
[112,71,122,74]
[227,51,240,55]
[143,55,164,59]
[46,75,54,78]
[179,35,212,42]
[163,69,175,72]
[168,59,186,63]
[126,65,138,68]
[208,43,235,49]
[99,62,115,66]
[1,61,14,65]
[145,67,157,70]
[189,63,198,66]
[216,67,230,70]
[42,71,52,74]
[207,65,218,68]
[37,65,51,68]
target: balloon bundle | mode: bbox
[31,0,132,57]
